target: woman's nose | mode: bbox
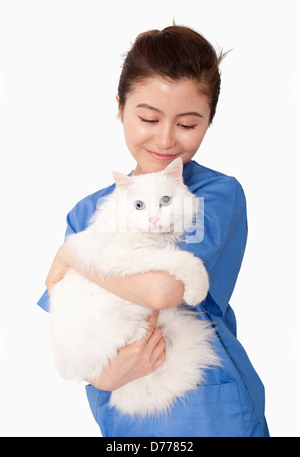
[155,124,176,150]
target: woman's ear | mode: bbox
[116,94,124,122]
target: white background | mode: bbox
[0,0,299,437]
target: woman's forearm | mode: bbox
[95,270,184,310]
[59,243,184,310]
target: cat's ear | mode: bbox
[112,171,133,187]
[162,157,183,181]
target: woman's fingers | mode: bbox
[45,244,70,293]
[152,350,166,371]
[140,312,166,369]
[140,311,159,347]
[150,332,166,360]
[145,327,164,356]
[147,310,159,329]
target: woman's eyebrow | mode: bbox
[136,103,203,118]
[136,103,162,113]
[177,111,203,118]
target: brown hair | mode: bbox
[118,25,227,124]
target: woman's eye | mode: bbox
[140,118,195,129]
[160,196,172,206]
[180,124,196,130]
[134,200,146,210]
[140,118,158,124]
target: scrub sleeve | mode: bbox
[37,160,269,437]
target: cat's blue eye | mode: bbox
[134,200,146,210]
[160,196,172,206]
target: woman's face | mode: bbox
[118,77,211,175]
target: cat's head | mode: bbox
[109,158,197,235]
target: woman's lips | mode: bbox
[147,150,179,161]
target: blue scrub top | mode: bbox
[38,160,269,437]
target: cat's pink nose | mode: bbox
[149,216,159,225]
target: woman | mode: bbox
[38,25,269,437]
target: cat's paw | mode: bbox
[182,259,209,307]
[171,251,209,307]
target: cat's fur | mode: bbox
[49,158,219,417]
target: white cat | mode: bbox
[49,158,220,417]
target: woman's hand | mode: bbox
[45,244,70,294]
[88,311,166,391]
[46,245,167,391]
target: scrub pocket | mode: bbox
[86,382,246,437]
[164,382,245,437]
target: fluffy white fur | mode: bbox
[49,158,219,417]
